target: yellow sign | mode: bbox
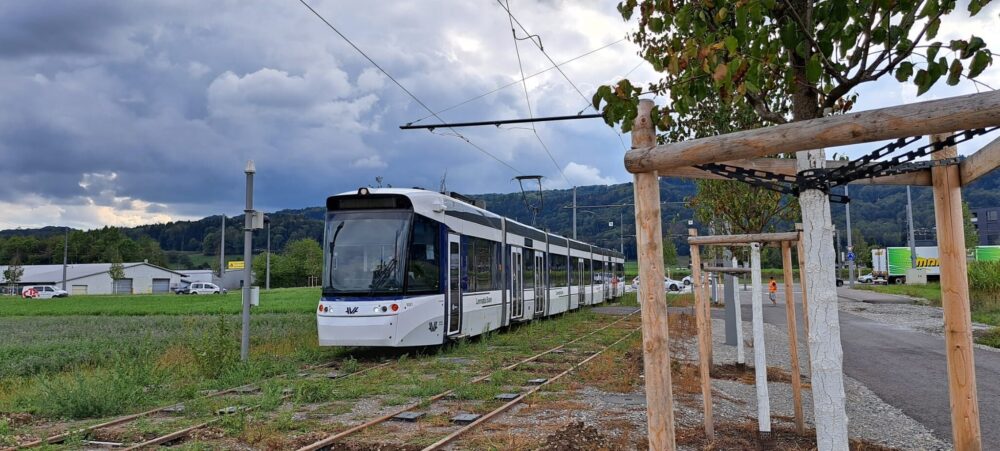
[227,261,245,270]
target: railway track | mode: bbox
[5,357,391,450]
[297,309,641,451]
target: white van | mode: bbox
[22,285,69,299]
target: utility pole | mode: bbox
[241,160,256,362]
[572,186,577,240]
[220,215,226,279]
[620,207,625,255]
[265,215,271,291]
[845,185,854,288]
[906,185,917,268]
[61,229,68,290]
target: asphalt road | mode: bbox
[709,286,1000,446]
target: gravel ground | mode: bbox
[496,314,950,450]
[838,298,1000,354]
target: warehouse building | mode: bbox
[0,262,187,295]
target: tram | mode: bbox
[316,188,626,347]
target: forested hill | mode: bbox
[2,170,999,267]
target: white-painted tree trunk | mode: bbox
[733,256,745,366]
[797,149,849,450]
[750,243,770,432]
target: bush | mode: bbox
[26,358,162,419]
[968,261,1000,292]
[191,314,239,379]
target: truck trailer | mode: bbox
[871,245,1000,284]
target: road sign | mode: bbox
[228,261,245,270]
[847,252,856,262]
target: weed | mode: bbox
[22,357,163,419]
[294,379,333,403]
[975,326,1000,348]
[191,314,239,379]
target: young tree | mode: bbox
[662,237,678,277]
[108,250,125,294]
[4,254,24,292]
[963,201,980,249]
[595,2,993,448]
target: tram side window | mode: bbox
[523,249,535,291]
[594,260,603,283]
[587,259,594,285]
[550,253,568,287]
[407,215,440,293]
[463,237,500,292]
[570,257,580,286]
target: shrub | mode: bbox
[26,358,162,419]
[191,314,239,379]
[975,327,1000,349]
[968,261,1000,292]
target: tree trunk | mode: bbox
[749,243,771,432]
[787,1,849,448]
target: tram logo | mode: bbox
[428,321,438,332]
[345,306,359,314]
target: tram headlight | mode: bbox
[391,304,399,312]
[373,306,381,313]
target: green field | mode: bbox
[0,288,318,317]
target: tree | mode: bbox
[253,239,322,288]
[595,2,994,448]
[963,201,980,249]
[662,237,678,277]
[4,254,24,291]
[108,250,125,294]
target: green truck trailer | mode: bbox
[871,245,1000,284]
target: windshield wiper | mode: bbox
[327,222,345,291]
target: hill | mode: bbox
[1,169,998,266]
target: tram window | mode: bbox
[550,253,567,287]
[523,249,535,291]
[570,257,580,285]
[463,237,500,292]
[407,215,440,293]
[587,259,593,285]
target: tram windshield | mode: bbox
[323,210,411,295]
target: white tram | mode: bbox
[317,188,626,347]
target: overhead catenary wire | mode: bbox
[495,0,629,151]
[505,0,570,187]
[406,37,626,125]
[296,0,523,175]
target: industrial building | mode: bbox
[972,207,1000,245]
[0,262,188,295]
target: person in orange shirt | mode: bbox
[768,277,778,306]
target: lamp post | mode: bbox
[264,215,271,291]
[241,160,256,362]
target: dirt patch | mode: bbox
[538,421,642,450]
[676,422,900,450]
[711,363,805,385]
[0,413,34,428]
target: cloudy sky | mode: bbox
[1,1,999,230]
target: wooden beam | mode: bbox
[688,232,799,245]
[625,90,1000,173]
[960,135,1000,186]
[781,241,805,434]
[632,99,676,451]
[658,158,932,186]
[689,229,714,440]
[930,134,983,450]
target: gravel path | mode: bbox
[837,297,1000,353]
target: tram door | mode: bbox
[510,247,523,319]
[533,253,545,315]
[446,234,462,336]
[577,258,585,306]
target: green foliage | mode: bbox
[26,357,162,419]
[108,249,125,284]
[191,314,239,379]
[976,326,1000,348]
[968,261,1000,292]
[662,238,678,267]
[3,254,23,286]
[598,0,994,133]
[963,201,979,250]
[252,239,323,288]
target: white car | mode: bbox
[22,285,69,299]
[186,282,227,295]
[682,276,693,286]
[857,273,874,283]
[631,276,683,292]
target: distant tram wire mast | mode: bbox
[296,0,524,176]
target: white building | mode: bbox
[0,262,187,295]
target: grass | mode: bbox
[857,283,943,304]
[0,287,319,317]
[857,282,1000,346]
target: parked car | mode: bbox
[836,278,844,287]
[182,282,227,295]
[682,276,693,286]
[857,273,874,283]
[631,276,684,292]
[21,285,69,299]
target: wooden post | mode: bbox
[689,229,714,439]
[733,256,746,366]
[632,99,676,451]
[703,269,714,365]
[782,241,805,434]
[749,242,771,433]
[930,134,982,450]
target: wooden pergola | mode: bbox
[628,90,1000,451]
